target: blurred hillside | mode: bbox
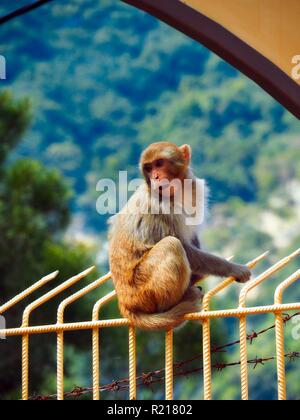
[0,0,299,400]
[0,1,298,232]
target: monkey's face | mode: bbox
[140,142,191,198]
[143,158,176,196]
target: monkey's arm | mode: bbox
[183,244,251,283]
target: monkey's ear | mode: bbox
[179,144,192,163]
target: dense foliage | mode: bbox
[0,0,299,400]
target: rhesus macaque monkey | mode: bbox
[109,142,251,330]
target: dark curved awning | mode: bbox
[122,0,300,119]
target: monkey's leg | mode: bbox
[183,244,251,283]
[134,236,192,312]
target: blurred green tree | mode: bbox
[0,91,97,398]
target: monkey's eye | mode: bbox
[155,159,164,168]
[144,164,152,173]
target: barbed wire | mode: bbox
[0,0,55,26]
[29,311,300,400]
[30,351,300,400]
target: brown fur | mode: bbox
[109,142,251,331]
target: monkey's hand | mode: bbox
[230,264,251,283]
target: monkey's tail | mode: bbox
[126,287,203,331]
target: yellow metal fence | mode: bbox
[0,249,300,400]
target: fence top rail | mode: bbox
[22,266,95,328]
[57,272,111,324]
[275,269,300,304]
[1,302,300,337]
[239,248,300,308]
[93,290,117,321]
[202,251,269,311]
[0,248,299,336]
[0,271,59,315]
